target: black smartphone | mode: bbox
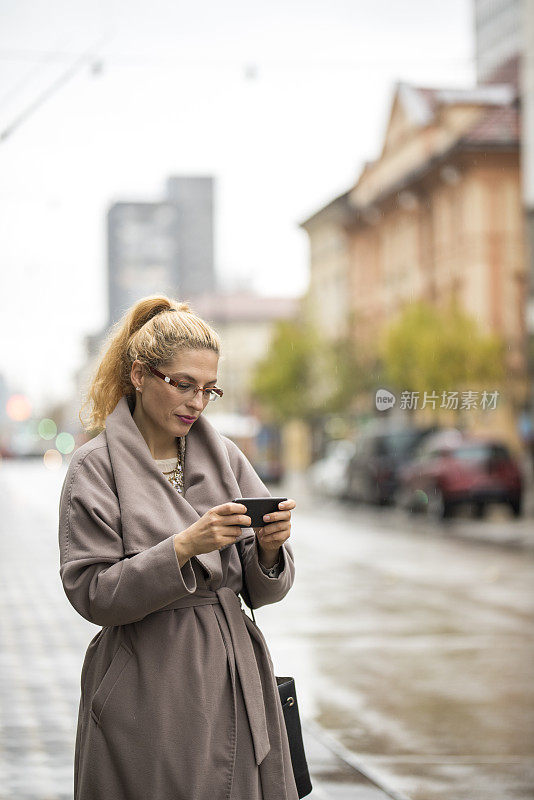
[233,497,288,528]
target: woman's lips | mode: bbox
[177,415,196,423]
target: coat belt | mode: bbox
[158,587,271,766]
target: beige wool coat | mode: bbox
[58,394,299,800]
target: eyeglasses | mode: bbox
[148,366,223,402]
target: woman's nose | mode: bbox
[188,392,205,411]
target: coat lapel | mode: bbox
[105,394,249,586]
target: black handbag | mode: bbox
[236,542,313,799]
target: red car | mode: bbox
[396,435,523,520]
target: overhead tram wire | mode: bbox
[0,47,475,71]
[0,32,114,143]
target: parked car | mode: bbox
[408,427,465,455]
[309,439,357,498]
[396,436,523,519]
[344,425,439,505]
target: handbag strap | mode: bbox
[236,539,257,625]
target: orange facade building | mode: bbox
[300,81,527,444]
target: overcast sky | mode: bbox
[0,0,475,412]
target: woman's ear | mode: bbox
[131,359,144,389]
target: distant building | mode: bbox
[300,80,525,444]
[474,0,521,86]
[192,291,301,415]
[107,202,179,326]
[107,176,216,326]
[297,192,353,341]
[519,1,534,414]
[166,176,215,299]
[473,0,534,412]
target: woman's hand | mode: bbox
[180,502,251,558]
[253,498,296,560]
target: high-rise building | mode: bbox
[474,0,521,85]
[166,176,215,299]
[107,176,216,326]
[107,201,179,326]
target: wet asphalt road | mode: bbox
[0,459,533,800]
[264,473,534,800]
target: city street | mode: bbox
[1,2,532,800]
[271,471,534,800]
[0,459,533,800]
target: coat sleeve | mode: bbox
[222,435,295,610]
[58,448,198,627]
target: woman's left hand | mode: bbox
[253,498,296,554]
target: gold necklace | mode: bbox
[161,436,186,493]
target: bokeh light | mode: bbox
[56,432,75,454]
[43,449,63,470]
[6,394,32,421]
[38,418,57,440]
[414,489,428,506]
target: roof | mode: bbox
[300,77,519,228]
[191,291,301,323]
[394,82,517,129]
[298,190,353,229]
[461,103,519,146]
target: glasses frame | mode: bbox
[147,365,223,402]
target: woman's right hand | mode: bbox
[178,503,252,558]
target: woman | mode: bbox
[58,295,299,800]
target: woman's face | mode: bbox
[131,348,220,436]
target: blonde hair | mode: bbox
[79,294,221,433]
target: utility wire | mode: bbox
[0,48,476,69]
[0,36,74,114]
[0,32,114,143]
